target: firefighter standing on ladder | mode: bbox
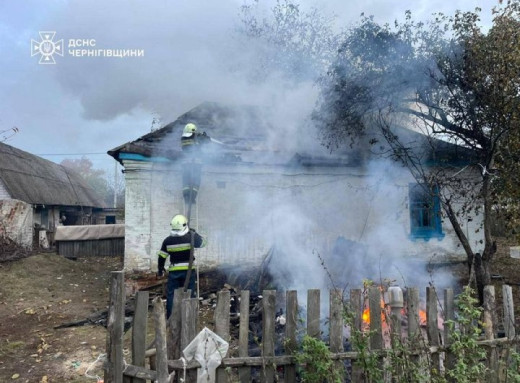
[181,122,210,210]
[157,214,206,318]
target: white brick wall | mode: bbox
[122,159,485,272]
[123,160,154,271]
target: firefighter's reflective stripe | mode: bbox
[182,186,199,192]
[168,262,192,271]
[182,139,195,146]
[166,243,191,252]
[157,250,169,259]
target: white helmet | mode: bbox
[170,214,189,235]
[182,123,197,137]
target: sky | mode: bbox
[0,0,498,175]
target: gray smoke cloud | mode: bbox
[2,0,491,296]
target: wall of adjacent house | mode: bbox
[0,199,33,248]
[122,158,485,273]
[0,178,11,200]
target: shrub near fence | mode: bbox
[104,271,520,383]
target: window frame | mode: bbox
[409,183,445,241]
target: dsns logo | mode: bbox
[31,31,63,64]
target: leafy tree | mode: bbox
[60,157,124,208]
[238,0,342,82]
[316,1,520,302]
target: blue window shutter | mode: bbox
[409,183,445,241]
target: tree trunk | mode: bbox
[473,253,492,305]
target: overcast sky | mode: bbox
[0,0,497,173]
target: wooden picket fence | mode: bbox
[104,271,519,382]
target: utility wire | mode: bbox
[35,152,107,156]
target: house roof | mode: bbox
[0,142,106,208]
[108,101,358,167]
[108,101,474,168]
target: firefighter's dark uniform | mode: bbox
[158,229,206,318]
[181,132,209,204]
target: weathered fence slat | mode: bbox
[307,289,320,339]
[181,298,198,383]
[368,286,383,350]
[153,297,169,383]
[330,289,345,380]
[130,290,149,383]
[350,288,363,382]
[106,284,520,383]
[285,290,298,383]
[444,288,455,380]
[501,285,516,382]
[238,290,251,383]
[167,288,191,360]
[215,290,230,383]
[105,271,125,383]
[426,287,440,377]
[262,290,276,383]
[503,285,515,341]
[368,286,384,380]
[484,285,498,383]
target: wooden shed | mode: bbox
[55,224,124,257]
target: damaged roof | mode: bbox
[108,101,357,167]
[108,101,474,168]
[0,142,106,207]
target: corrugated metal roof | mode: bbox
[0,142,106,207]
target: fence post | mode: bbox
[130,291,149,383]
[167,288,191,360]
[502,285,516,381]
[444,288,455,381]
[307,289,321,339]
[181,298,198,383]
[153,297,169,383]
[239,290,251,383]
[350,288,363,382]
[368,286,383,350]
[426,287,440,378]
[215,290,230,383]
[330,289,345,380]
[105,271,125,383]
[483,285,498,383]
[503,285,515,342]
[285,290,298,383]
[262,290,276,383]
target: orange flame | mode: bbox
[361,307,427,327]
[419,310,427,326]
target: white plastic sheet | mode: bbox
[182,327,229,383]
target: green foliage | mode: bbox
[342,286,502,382]
[295,335,343,383]
[315,0,520,301]
[507,349,520,382]
[445,286,487,383]
[345,309,384,382]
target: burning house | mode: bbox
[108,102,483,290]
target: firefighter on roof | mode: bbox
[157,214,206,318]
[181,123,210,206]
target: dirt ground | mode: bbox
[0,253,123,383]
[1,238,520,383]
